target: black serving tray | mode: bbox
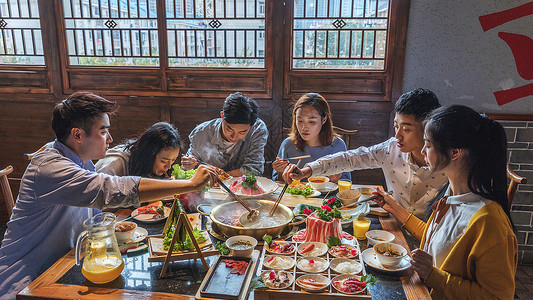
[200,255,253,300]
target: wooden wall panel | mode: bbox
[0,70,49,88]
[289,74,386,96]
[167,73,268,93]
[67,71,162,91]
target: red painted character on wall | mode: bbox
[479,2,533,105]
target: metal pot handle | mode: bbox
[196,204,213,217]
[289,214,308,226]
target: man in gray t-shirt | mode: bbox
[181,92,268,176]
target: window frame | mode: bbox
[0,0,409,102]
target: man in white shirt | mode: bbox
[283,88,447,219]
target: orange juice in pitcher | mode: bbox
[76,213,124,284]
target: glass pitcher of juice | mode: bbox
[75,212,124,284]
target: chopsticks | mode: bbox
[216,177,255,214]
[265,155,311,164]
[340,190,394,209]
[269,159,302,216]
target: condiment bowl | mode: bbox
[226,235,257,257]
[330,258,363,274]
[336,189,361,206]
[373,242,408,268]
[295,274,330,292]
[366,230,395,246]
[308,176,330,191]
[114,221,137,243]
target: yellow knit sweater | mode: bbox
[403,201,517,300]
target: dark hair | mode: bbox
[222,92,259,125]
[52,91,118,143]
[289,93,338,151]
[394,88,441,122]
[425,105,513,228]
[126,122,182,177]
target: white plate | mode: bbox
[130,206,171,223]
[120,227,148,244]
[331,274,365,295]
[306,190,322,197]
[263,255,295,270]
[296,257,329,273]
[222,176,278,198]
[330,258,363,275]
[295,274,330,292]
[361,248,411,272]
[297,242,328,257]
[317,182,338,194]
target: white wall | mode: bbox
[402,0,533,114]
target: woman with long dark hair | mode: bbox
[374,105,517,299]
[272,93,349,182]
[96,122,182,178]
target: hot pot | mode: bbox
[197,200,306,239]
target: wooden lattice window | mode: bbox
[62,0,159,66]
[166,0,266,68]
[0,0,44,65]
[292,0,388,70]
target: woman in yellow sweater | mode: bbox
[375,105,517,299]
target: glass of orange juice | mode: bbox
[353,217,372,240]
[338,180,352,192]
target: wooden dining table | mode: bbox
[17,183,430,300]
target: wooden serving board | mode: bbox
[147,232,219,262]
[148,231,212,255]
[254,239,371,300]
[195,250,260,300]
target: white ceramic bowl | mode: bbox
[336,189,361,206]
[226,235,257,257]
[296,257,329,273]
[366,230,395,246]
[373,242,408,268]
[308,176,330,191]
[260,270,294,290]
[295,274,330,292]
[297,242,328,257]
[265,241,296,255]
[328,244,358,258]
[114,221,137,243]
[331,274,365,295]
[263,255,295,270]
[330,258,363,274]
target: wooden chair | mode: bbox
[507,164,527,209]
[0,165,15,217]
[333,126,358,148]
[25,142,53,161]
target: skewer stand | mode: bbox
[159,210,210,277]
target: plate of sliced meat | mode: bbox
[223,174,279,199]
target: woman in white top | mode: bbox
[96,122,182,178]
[374,105,517,299]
